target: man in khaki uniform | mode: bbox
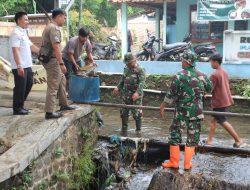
[39,9,75,119]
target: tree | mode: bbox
[74,0,118,27]
[0,0,33,16]
[69,9,108,42]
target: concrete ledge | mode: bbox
[0,105,94,183]
[148,153,250,190]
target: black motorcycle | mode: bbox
[154,34,217,62]
[136,29,162,61]
[154,34,192,61]
[92,36,119,60]
[193,42,217,62]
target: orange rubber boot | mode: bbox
[184,146,195,170]
[162,145,180,169]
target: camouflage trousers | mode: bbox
[120,97,142,120]
[168,118,201,147]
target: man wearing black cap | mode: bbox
[39,8,75,119]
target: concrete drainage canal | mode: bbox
[91,135,250,190]
[0,106,250,190]
[91,137,162,190]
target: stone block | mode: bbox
[49,175,57,187]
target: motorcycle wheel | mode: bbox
[92,49,100,60]
[198,50,216,62]
[110,51,118,60]
[154,53,174,61]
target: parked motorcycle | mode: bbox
[136,29,162,61]
[154,34,192,61]
[92,36,119,60]
[154,34,217,62]
[193,42,217,62]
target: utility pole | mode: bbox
[78,0,83,29]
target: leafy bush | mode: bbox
[69,10,108,42]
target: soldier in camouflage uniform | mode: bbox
[112,53,146,134]
[160,51,212,170]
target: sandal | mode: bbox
[233,142,247,148]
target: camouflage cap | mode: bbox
[181,51,197,67]
[123,53,136,65]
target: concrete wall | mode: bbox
[95,60,250,79]
[176,0,196,42]
[176,0,224,54]
[0,110,97,190]
[0,36,10,61]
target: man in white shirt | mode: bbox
[9,12,39,115]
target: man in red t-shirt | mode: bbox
[205,53,243,148]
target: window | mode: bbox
[190,5,226,43]
[235,20,248,30]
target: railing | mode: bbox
[82,102,250,118]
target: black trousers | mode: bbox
[12,67,33,112]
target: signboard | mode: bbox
[198,0,250,21]
[0,58,47,91]
[223,30,250,63]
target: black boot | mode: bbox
[135,118,142,132]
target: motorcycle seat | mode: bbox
[95,43,108,48]
[195,46,215,54]
[193,43,213,49]
[163,42,188,51]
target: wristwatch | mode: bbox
[59,63,64,66]
[17,65,22,69]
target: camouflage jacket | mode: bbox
[117,65,146,96]
[164,66,212,120]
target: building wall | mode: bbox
[176,0,196,42]
[176,0,226,54]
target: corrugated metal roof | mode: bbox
[108,0,176,9]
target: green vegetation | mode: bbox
[74,0,118,27]
[54,171,71,183]
[70,140,96,189]
[9,160,34,189]
[69,125,97,190]
[0,0,33,16]
[22,170,32,186]
[54,147,64,157]
[38,180,49,190]
[69,9,107,42]
[242,84,250,99]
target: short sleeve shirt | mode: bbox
[210,67,234,108]
[40,23,61,56]
[9,26,33,69]
[62,36,92,62]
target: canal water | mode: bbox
[96,107,250,190]
[98,107,250,149]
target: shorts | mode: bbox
[212,107,227,124]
